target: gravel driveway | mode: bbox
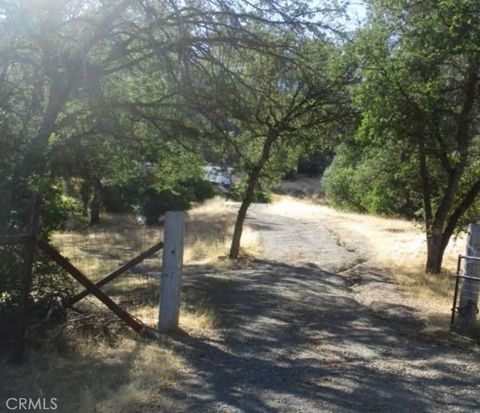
[152,204,480,413]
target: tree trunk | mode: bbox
[23,83,70,175]
[455,223,480,333]
[80,179,90,216]
[90,177,102,225]
[229,131,278,259]
[229,174,257,259]
[425,231,446,274]
[421,59,479,275]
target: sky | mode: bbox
[344,1,368,30]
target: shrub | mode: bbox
[139,187,193,226]
[140,179,218,225]
[191,179,216,203]
[103,177,216,225]
[324,143,422,218]
[102,183,138,213]
[0,177,74,317]
[297,151,334,177]
[227,180,271,203]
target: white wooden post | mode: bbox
[455,223,480,332]
[159,211,185,332]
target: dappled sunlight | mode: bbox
[3,199,263,412]
[266,196,465,268]
[162,259,480,412]
[0,337,182,413]
[266,196,465,317]
[185,197,261,263]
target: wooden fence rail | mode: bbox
[37,240,147,335]
[66,241,164,306]
[2,194,184,363]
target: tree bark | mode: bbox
[23,82,70,175]
[80,179,91,215]
[423,59,479,274]
[426,230,446,273]
[90,177,103,225]
[425,174,480,273]
[416,127,433,227]
[229,174,257,259]
[229,131,277,259]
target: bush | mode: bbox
[139,187,193,225]
[102,183,138,213]
[297,151,333,177]
[0,177,75,315]
[323,161,363,211]
[191,179,216,202]
[103,177,216,225]
[324,143,422,218]
[227,180,271,203]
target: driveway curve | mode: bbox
[152,203,480,413]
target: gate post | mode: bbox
[159,211,185,332]
[455,223,480,333]
[12,194,41,364]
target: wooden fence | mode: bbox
[1,195,185,364]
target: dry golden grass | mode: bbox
[184,197,261,262]
[52,216,159,278]
[268,196,464,328]
[179,304,217,337]
[124,303,217,338]
[274,174,326,202]
[1,197,260,412]
[0,335,182,413]
[53,197,260,270]
[50,196,260,328]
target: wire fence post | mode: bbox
[455,223,480,333]
[159,211,185,332]
[450,255,461,326]
[11,193,41,364]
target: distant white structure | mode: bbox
[203,165,233,189]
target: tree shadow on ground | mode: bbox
[155,259,480,413]
[0,334,183,413]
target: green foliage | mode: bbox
[228,180,272,204]
[323,153,362,212]
[189,179,217,203]
[137,178,216,225]
[0,0,352,298]
[297,151,334,177]
[102,183,139,213]
[103,177,216,224]
[0,177,75,312]
[138,187,192,226]
[340,0,480,271]
[325,143,422,217]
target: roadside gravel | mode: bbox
[150,203,480,413]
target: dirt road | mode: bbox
[154,203,480,413]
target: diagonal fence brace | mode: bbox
[65,241,163,306]
[37,240,147,335]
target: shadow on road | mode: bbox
[155,260,479,413]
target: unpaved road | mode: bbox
[154,203,480,413]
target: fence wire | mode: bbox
[53,215,163,328]
[451,255,480,330]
